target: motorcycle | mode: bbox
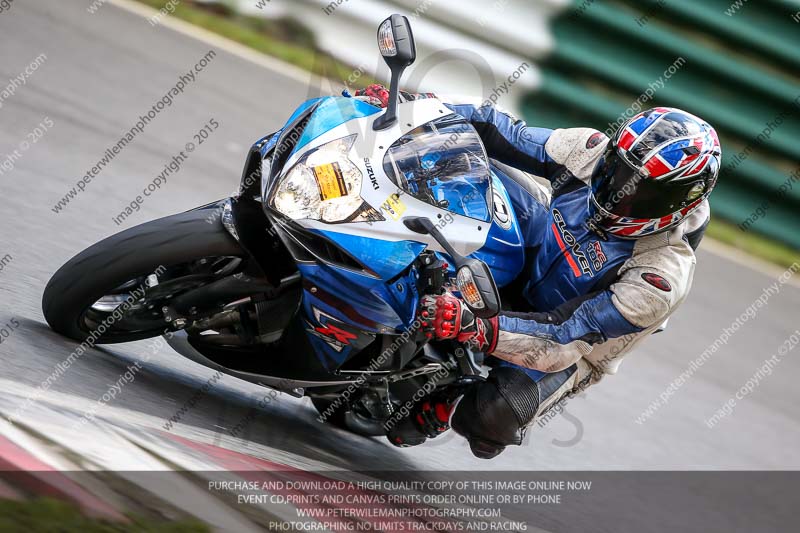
[43,15,527,437]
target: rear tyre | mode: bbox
[42,208,245,343]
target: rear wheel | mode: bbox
[42,209,247,343]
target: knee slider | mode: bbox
[452,367,540,458]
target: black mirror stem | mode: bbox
[373,67,402,131]
[403,216,466,267]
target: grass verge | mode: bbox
[707,219,799,269]
[0,497,209,533]
[135,0,376,86]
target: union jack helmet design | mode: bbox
[589,107,721,238]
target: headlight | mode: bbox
[270,134,379,223]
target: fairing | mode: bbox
[261,96,525,370]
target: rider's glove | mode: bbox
[354,84,438,109]
[415,393,457,438]
[355,84,391,108]
[407,380,482,440]
[419,294,498,352]
[387,391,458,447]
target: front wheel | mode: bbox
[42,208,246,343]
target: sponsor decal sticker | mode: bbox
[364,157,379,190]
[381,192,406,220]
[306,307,358,352]
[552,209,593,278]
[587,240,608,272]
[492,190,512,230]
[313,162,347,201]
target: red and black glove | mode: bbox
[354,84,438,109]
[386,391,458,447]
[410,380,484,440]
[415,394,457,438]
[354,84,391,108]
[419,294,498,352]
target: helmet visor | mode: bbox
[592,147,707,220]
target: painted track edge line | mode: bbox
[108,0,336,91]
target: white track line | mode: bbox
[110,0,338,93]
[0,378,332,472]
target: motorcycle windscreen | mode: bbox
[382,115,492,222]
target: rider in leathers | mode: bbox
[355,85,722,458]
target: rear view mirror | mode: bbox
[455,261,500,318]
[403,216,501,318]
[373,14,417,131]
[377,14,416,68]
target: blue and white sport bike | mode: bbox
[43,15,526,436]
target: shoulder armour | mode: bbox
[545,128,608,184]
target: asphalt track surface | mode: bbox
[1,0,799,492]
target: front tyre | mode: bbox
[42,208,245,343]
